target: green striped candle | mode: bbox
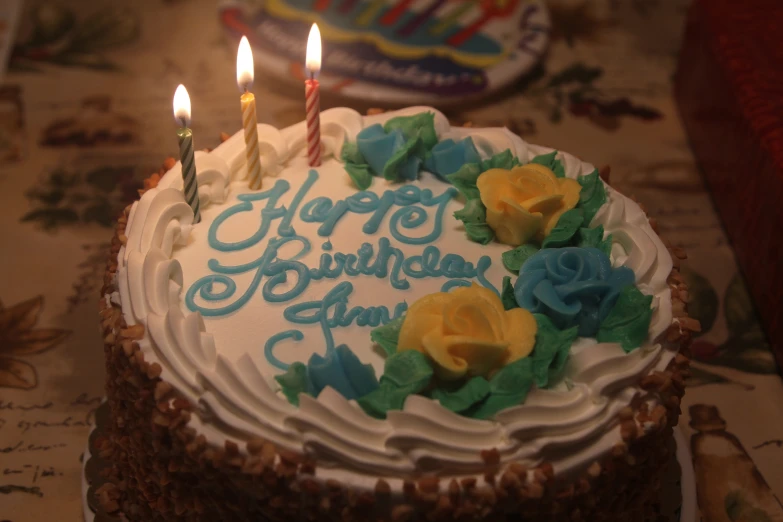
[173,84,201,224]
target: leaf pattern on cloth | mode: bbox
[67,242,111,313]
[0,295,71,389]
[687,272,777,375]
[22,165,143,231]
[10,4,140,72]
[549,1,614,47]
[519,62,663,129]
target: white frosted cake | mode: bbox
[99,107,692,522]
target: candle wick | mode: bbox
[309,70,315,81]
[179,117,187,128]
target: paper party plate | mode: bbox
[218,0,550,105]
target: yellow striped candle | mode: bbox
[237,36,263,190]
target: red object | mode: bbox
[380,0,414,25]
[314,0,331,11]
[675,0,783,369]
[305,78,322,167]
[447,0,517,47]
[398,0,446,36]
[339,0,359,13]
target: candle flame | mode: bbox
[237,36,255,91]
[306,23,322,75]
[173,84,191,127]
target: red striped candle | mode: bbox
[305,78,321,167]
[305,23,322,167]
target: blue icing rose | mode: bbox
[424,137,481,178]
[514,247,635,337]
[306,344,379,400]
[357,124,421,181]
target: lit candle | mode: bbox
[305,23,322,168]
[172,84,201,224]
[237,36,263,190]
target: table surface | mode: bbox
[1,1,783,521]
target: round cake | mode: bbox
[98,107,693,521]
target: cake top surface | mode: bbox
[116,107,675,484]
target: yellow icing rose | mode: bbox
[398,285,537,381]
[477,163,581,246]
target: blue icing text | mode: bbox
[186,170,498,369]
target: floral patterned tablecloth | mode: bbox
[1,1,782,521]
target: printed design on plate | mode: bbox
[276,112,655,420]
[221,0,549,95]
[10,2,139,71]
[0,295,71,390]
[261,0,511,66]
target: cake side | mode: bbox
[97,108,696,521]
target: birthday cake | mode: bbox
[99,107,692,521]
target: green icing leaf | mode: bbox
[431,376,491,413]
[454,199,494,244]
[463,222,495,244]
[530,151,566,178]
[383,112,437,149]
[341,141,373,189]
[380,350,433,390]
[577,169,607,225]
[599,233,613,257]
[341,140,365,165]
[344,163,373,190]
[530,150,557,166]
[382,134,423,181]
[274,363,311,407]
[597,286,654,352]
[358,381,414,419]
[541,208,584,248]
[370,316,405,356]
[576,224,605,249]
[531,314,578,388]
[446,163,482,200]
[501,276,519,310]
[357,350,434,419]
[502,244,540,273]
[468,357,534,419]
[489,356,533,395]
[480,148,519,171]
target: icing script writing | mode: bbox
[185,170,497,369]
